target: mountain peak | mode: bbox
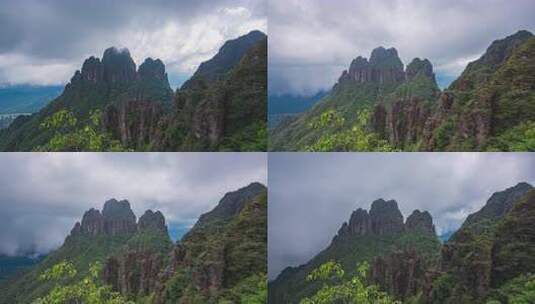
[101,47,136,84]
[370,199,404,235]
[464,182,533,226]
[138,209,168,233]
[369,47,403,69]
[181,30,267,89]
[186,183,266,236]
[138,58,167,82]
[69,199,137,238]
[406,57,435,81]
[339,46,405,85]
[405,209,435,235]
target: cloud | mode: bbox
[0,153,266,256]
[268,153,535,279]
[268,0,535,95]
[0,0,267,87]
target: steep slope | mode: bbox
[154,183,267,303]
[161,31,267,151]
[270,46,440,151]
[271,30,535,152]
[0,199,172,303]
[269,199,441,303]
[0,48,173,151]
[429,182,534,303]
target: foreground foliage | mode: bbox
[300,261,400,304]
[33,261,132,304]
[303,110,397,152]
[35,110,128,152]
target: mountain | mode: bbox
[161,31,267,151]
[270,182,535,303]
[0,30,267,152]
[0,183,267,303]
[0,85,63,114]
[430,182,535,303]
[270,30,535,151]
[153,182,267,303]
[269,199,441,303]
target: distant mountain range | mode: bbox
[0,182,267,303]
[268,92,326,129]
[0,85,62,114]
[269,182,535,303]
[0,30,267,151]
[270,30,535,152]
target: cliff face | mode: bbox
[370,249,428,300]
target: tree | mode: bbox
[35,109,129,152]
[304,109,397,152]
[300,261,401,304]
[33,261,133,304]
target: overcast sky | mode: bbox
[0,0,266,88]
[268,0,535,96]
[0,153,266,256]
[268,153,535,279]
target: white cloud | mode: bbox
[0,1,267,87]
[0,153,267,255]
[269,0,535,95]
[268,152,535,278]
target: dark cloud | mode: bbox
[0,153,266,256]
[268,0,535,95]
[0,0,266,86]
[268,153,535,279]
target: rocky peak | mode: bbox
[450,30,533,91]
[337,199,408,239]
[79,208,105,236]
[340,46,405,85]
[406,58,435,81]
[370,199,405,235]
[405,210,435,235]
[80,56,104,83]
[102,47,137,84]
[338,208,372,237]
[186,182,266,238]
[464,182,533,226]
[369,47,403,69]
[181,30,267,89]
[480,30,533,67]
[138,210,168,234]
[138,58,167,82]
[102,199,137,236]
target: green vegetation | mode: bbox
[33,261,132,304]
[34,109,128,152]
[271,31,535,152]
[487,274,535,304]
[300,261,400,304]
[162,189,268,303]
[303,109,397,152]
[270,231,440,303]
